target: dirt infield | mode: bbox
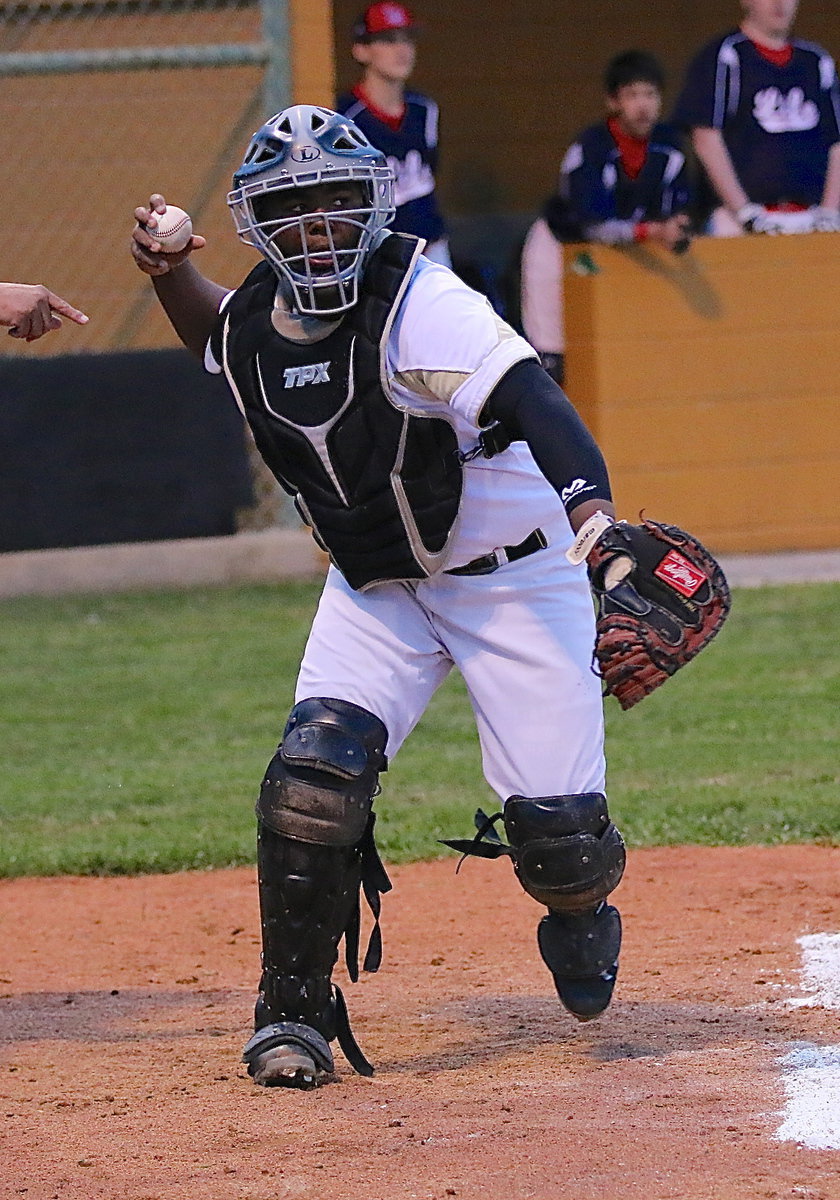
[2,846,840,1200]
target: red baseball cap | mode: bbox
[352,2,417,42]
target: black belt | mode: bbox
[445,528,548,577]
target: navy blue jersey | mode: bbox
[336,88,446,243]
[558,121,691,239]
[673,31,840,206]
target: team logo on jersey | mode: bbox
[291,145,321,162]
[752,87,819,133]
[654,550,706,598]
[283,362,331,388]
[561,477,595,505]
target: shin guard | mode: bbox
[505,794,625,1021]
[248,698,391,1080]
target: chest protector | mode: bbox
[218,233,463,591]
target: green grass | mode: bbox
[0,582,837,876]
[603,584,839,844]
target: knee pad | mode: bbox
[503,793,625,913]
[258,697,389,846]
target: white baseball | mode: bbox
[150,205,193,253]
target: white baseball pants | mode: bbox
[295,535,606,803]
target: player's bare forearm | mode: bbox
[691,127,748,215]
[821,142,840,211]
[152,263,227,359]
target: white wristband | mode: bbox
[736,202,781,233]
[565,510,615,564]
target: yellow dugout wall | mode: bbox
[563,236,840,554]
[289,0,335,105]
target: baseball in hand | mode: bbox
[149,205,193,253]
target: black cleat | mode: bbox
[242,1022,335,1089]
[550,960,619,1022]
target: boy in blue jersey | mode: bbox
[556,51,693,250]
[520,51,693,386]
[673,0,840,235]
[336,2,450,265]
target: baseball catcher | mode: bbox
[131,98,731,1091]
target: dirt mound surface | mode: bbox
[2,846,840,1200]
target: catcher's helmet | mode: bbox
[228,104,396,315]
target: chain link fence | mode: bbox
[0,0,296,527]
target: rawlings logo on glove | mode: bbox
[575,516,732,710]
[653,550,706,596]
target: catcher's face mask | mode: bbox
[228,104,396,317]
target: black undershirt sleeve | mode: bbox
[480,358,612,515]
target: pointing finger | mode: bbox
[45,292,89,325]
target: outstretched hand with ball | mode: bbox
[131,194,205,276]
[129,190,228,358]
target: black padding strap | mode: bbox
[456,419,514,463]
[439,808,513,867]
[333,985,374,1077]
[360,815,392,972]
[344,814,393,981]
[345,893,361,984]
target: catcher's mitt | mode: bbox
[581,517,731,710]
